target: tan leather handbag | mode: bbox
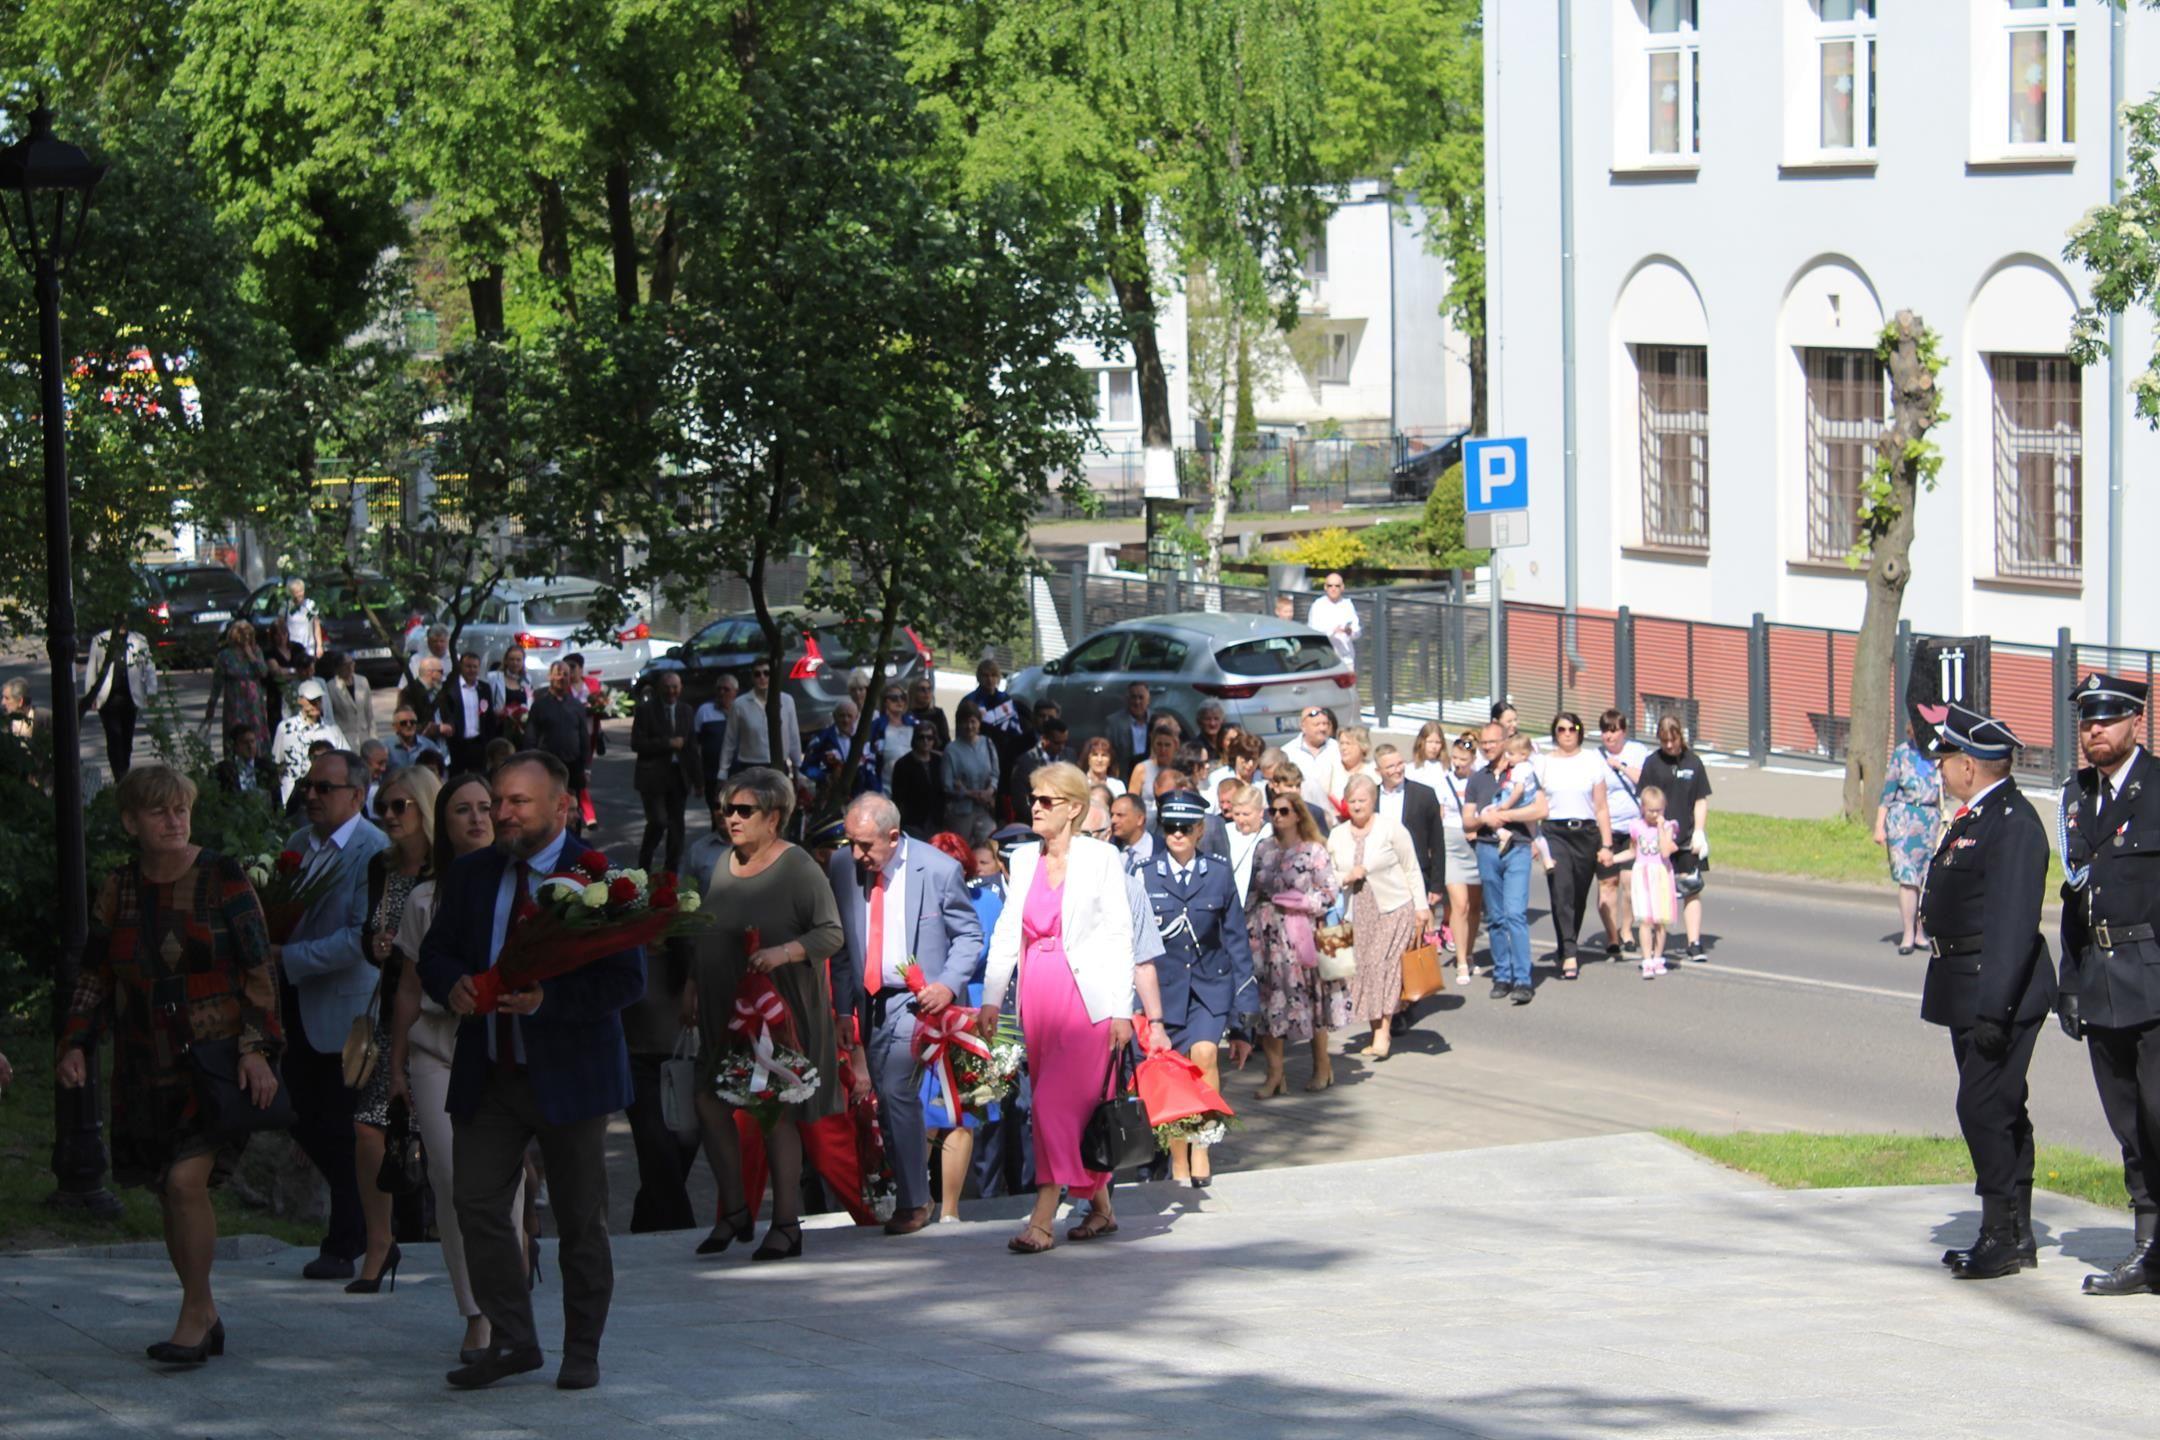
[1399,935,1445,1003]
[342,973,384,1090]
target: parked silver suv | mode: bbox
[404,576,670,686]
[1009,612,1356,745]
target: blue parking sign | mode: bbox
[1463,437,1529,514]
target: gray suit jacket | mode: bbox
[826,839,983,1024]
[279,816,392,1051]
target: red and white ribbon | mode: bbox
[911,1005,990,1124]
[729,976,810,1095]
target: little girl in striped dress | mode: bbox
[1629,785,1680,978]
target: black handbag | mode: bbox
[1079,1048,1158,1174]
[375,1095,428,1198]
[186,1036,296,1141]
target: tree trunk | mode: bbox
[1843,311,1942,820]
[467,265,505,340]
[834,562,906,803]
[649,203,680,307]
[1105,195,1172,455]
[534,176,575,320]
[1468,325,1488,436]
[606,159,640,324]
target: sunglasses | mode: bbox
[1555,723,1581,734]
[1161,821,1198,834]
[1269,804,1297,817]
[720,802,764,819]
[301,780,356,797]
[1303,708,1326,719]
[381,797,415,817]
[1029,793,1065,810]
[395,719,417,728]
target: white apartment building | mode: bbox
[1486,0,2158,650]
[1253,179,1476,441]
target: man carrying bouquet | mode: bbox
[274,750,389,1281]
[418,751,647,1393]
[828,794,980,1235]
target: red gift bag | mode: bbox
[1135,1049,1236,1129]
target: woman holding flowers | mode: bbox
[980,761,1146,1254]
[1249,788,1347,1095]
[58,764,282,1364]
[685,767,845,1262]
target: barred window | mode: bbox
[1989,353,2082,581]
[1636,344,1710,549]
[1803,348,1884,561]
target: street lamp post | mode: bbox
[1,103,118,1215]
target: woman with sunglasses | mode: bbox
[346,764,441,1296]
[389,772,510,1363]
[980,762,1156,1252]
[1249,783,1346,1094]
[1537,711,1615,980]
[686,768,845,1261]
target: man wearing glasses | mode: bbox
[273,750,390,1280]
[2059,674,2160,1296]
[387,706,447,772]
[721,660,802,777]
[1306,572,1361,671]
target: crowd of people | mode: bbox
[38,608,1750,1393]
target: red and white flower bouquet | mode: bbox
[468,854,706,1013]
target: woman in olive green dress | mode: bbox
[685,767,845,1262]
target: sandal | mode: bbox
[1561,956,1580,981]
[1007,1221,1056,1255]
[1066,1209,1119,1242]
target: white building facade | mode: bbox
[1253,179,1476,442]
[1486,0,2158,650]
[1065,273,1195,496]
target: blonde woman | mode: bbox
[1337,726,1380,786]
[981,761,1163,1253]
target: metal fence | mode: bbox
[1041,436,1436,521]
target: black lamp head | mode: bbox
[0,102,108,268]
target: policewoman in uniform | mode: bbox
[2058,673,2160,1297]
[1145,791,1258,1189]
[1919,704,2055,1281]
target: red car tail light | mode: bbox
[617,621,650,642]
[1194,681,1261,700]
[150,601,171,625]
[905,626,933,671]
[1331,671,1358,689]
[515,631,562,650]
[788,634,826,680]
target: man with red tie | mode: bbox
[419,751,646,1392]
[827,794,981,1235]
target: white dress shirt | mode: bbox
[1287,735,1348,807]
[458,678,482,736]
[872,839,910,989]
[1307,594,1362,664]
[1228,823,1265,901]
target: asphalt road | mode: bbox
[7,653,2128,1187]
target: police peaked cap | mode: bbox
[2072,673,2147,722]
[1927,702,2020,762]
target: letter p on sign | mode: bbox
[1462,438,1529,514]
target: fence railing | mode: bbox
[1042,437,1436,521]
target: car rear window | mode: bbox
[524,592,598,626]
[161,570,247,602]
[1215,634,1341,677]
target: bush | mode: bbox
[1423,460,1467,555]
[1283,527,1366,572]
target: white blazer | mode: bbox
[983,834,1135,1025]
[82,631,157,709]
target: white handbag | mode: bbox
[1316,936,1358,982]
[659,1026,702,1143]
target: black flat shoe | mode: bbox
[696,1207,756,1256]
[345,1243,400,1294]
[447,1344,546,1390]
[1510,985,1534,1005]
[1190,1175,1211,1190]
[1488,980,1511,1000]
[557,1355,600,1390]
[751,1220,803,1262]
[1898,943,1916,956]
[147,1320,224,1366]
[459,1346,490,1366]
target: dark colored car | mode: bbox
[141,563,253,666]
[244,572,426,685]
[635,608,933,729]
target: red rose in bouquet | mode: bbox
[608,875,638,906]
[466,860,709,1013]
[246,849,346,943]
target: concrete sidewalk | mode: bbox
[3,1133,2149,1439]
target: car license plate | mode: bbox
[1274,712,1301,733]
[197,610,230,624]
[354,647,392,660]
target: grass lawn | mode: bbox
[1660,1129,2127,1210]
[0,1017,317,1253]
[1715,811,2066,892]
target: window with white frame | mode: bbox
[1989,353,2082,580]
[1815,2,1877,151]
[1645,0,1703,158]
[1303,232,1329,282]
[1803,348,1884,561]
[1315,330,1352,383]
[1100,368,1136,425]
[2002,0,2077,148]
[1636,344,1710,549]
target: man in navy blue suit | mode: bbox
[419,750,645,1393]
[829,793,982,1235]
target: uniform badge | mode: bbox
[1954,837,1979,850]
[2116,833,2128,847]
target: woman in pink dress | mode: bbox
[980,761,1153,1254]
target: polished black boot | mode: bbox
[1951,1197,2024,1280]
[1942,1186,2040,1271]
[2083,1211,2160,1296]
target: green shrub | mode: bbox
[1423,460,1467,555]
[1284,527,1365,572]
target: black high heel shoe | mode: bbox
[527,1236,544,1290]
[751,1220,803,1262]
[146,1319,225,1366]
[696,1207,756,1256]
[345,1244,401,1295]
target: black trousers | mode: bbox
[637,782,688,875]
[452,1068,613,1361]
[278,982,366,1259]
[1543,822,1601,959]
[1951,1016,2044,1205]
[2087,1021,2160,1215]
[624,1052,697,1233]
[98,700,137,779]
